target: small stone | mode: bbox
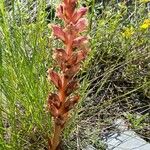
[114,118,128,131]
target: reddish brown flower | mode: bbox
[63,95,80,112]
[47,69,62,89]
[72,7,88,23]
[73,36,88,48]
[75,18,88,32]
[51,25,66,42]
[53,48,68,63]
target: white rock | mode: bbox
[106,119,150,150]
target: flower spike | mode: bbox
[47,0,89,149]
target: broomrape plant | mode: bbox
[46,0,89,149]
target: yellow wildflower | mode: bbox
[122,27,134,38]
[140,0,150,3]
[140,19,150,29]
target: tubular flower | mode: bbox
[47,0,89,150]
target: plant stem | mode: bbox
[51,123,62,150]
[50,76,67,150]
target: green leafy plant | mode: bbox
[1,0,149,149]
[125,113,149,129]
